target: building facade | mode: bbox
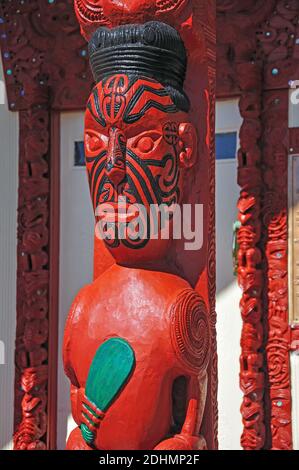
[0,0,298,450]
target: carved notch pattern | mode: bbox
[217,0,299,450]
[0,0,217,450]
[0,0,93,450]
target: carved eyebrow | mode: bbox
[123,83,178,124]
[127,130,162,143]
[87,88,106,127]
[88,79,178,128]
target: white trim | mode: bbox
[289,89,299,128]
[0,58,19,450]
[216,98,243,449]
[216,99,242,131]
[291,351,299,449]
[216,159,237,164]
[57,112,94,449]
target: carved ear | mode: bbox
[178,123,197,168]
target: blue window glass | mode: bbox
[216,132,237,160]
[74,141,86,166]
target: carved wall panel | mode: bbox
[13,107,50,450]
[0,0,93,450]
[0,0,92,112]
[217,0,299,450]
[262,90,291,450]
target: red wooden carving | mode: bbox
[64,0,217,450]
[217,0,299,450]
[12,108,50,450]
[0,0,216,450]
[1,0,297,451]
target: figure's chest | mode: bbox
[70,289,175,387]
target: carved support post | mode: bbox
[63,0,217,450]
[13,106,51,450]
[217,0,298,450]
[237,62,265,450]
[0,0,94,449]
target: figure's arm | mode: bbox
[63,286,89,426]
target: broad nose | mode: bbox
[105,127,126,186]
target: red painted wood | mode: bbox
[1,0,296,451]
[217,0,299,450]
[0,1,93,112]
[13,106,50,450]
[64,0,217,450]
[0,0,93,450]
[0,0,216,450]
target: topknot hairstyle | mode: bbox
[88,21,190,112]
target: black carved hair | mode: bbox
[88,21,190,112]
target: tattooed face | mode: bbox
[84,74,194,264]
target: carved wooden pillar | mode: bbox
[0,0,93,449]
[62,0,217,450]
[217,0,299,450]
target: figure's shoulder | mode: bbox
[64,283,93,333]
[93,262,193,296]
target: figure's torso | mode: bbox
[64,264,196,449]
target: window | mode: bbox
[74,141,85,167]
[216,132,237,160]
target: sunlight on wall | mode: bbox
[0,59,18,450]
[216,282,243,449]
[0,80,5,104]
[291,352,299,450]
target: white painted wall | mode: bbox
[290,351,299,449]
[289,87,299,129]
[289,89,299,449]
[57,112,94,449]
[0,58,18,450]
[216,100,243,449]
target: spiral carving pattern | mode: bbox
[170,289,210,374]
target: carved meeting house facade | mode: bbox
[0,0,299,451]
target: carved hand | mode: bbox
[153,399,207,450]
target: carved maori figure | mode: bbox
[0,0,215,450]
[63,19,211,451]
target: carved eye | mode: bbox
[132,132,161,154]
[137,136,154,153]
[85,131,107,156]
